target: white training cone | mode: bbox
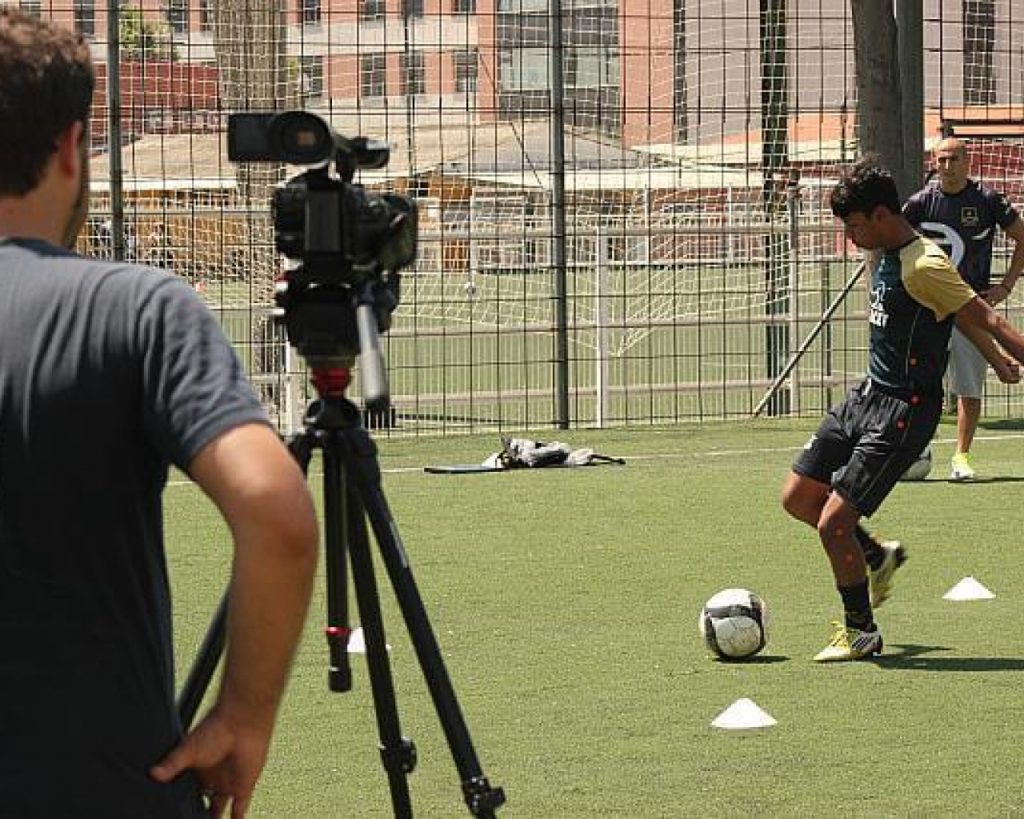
[943,576,995,601]
[711,698,777,730]
[346,627,392,654]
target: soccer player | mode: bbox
[904,136,1024,480]
[1,9,319,815]
[781,157,1024,662]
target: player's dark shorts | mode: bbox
[792,377,942,517]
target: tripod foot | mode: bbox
[463,775,506,816]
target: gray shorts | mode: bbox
[947,327,988,399]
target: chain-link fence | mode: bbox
[21,0,1024,433]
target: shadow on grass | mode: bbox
[869,644,1024,671]
[913,472,1024,487]
[714,654,789,665]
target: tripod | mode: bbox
[177,367,506,817]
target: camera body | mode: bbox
[228,111,417,284]
[227,112,416,395]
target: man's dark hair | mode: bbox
[0,8,94,196]
[830,156,902,220]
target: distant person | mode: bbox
[0,8,319,816]
[782,158,1024,662]
[904,136,1024,480]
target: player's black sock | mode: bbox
[855,525,885,571]
[838,580,874,631]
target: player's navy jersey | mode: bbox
[902,179,1019,292]
[867,236,975,396]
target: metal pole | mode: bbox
[760,0,790,415]
[549,0,570,429]
[752,261,866,419]
[897,0,924,195]
[787,173,801,414]
[106,1,126,261]
[594,225,609,427]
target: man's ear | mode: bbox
[54,122,86,178]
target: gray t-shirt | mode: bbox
[0,237,269,815]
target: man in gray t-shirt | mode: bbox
[1,9,319,816]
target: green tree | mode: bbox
[119,3,178,61]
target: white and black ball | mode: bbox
[900,445,933,482]
[699,588,768,660]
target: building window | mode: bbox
[299,55,324,100]
[497,0,546,11]
[167,0,189,34]
[567,46,619,89]
[361,53,387,98]
[453,0,476,11]
[361,0,385,20]
[73,0,95,37]
[19,1,42,18]
[454,49,478,92]
[402,0,424,18]
[199,0,212,31]
[301,0,321,26]
[499,47,549,91]
[400,51,426,96]
[963,0,996,105]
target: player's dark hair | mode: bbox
[830,156,902,220]
[0,8,94,196]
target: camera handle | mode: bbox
[177,379,506,818]
[355,280,389,414]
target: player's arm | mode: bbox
[152,422,319,815]
[955,296,1024,383]
[954,303,1021,384]
[984,217,1024,305]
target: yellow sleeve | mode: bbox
[901,240,975,321]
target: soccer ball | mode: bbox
[699,588,768,660]
[900,445,933,482]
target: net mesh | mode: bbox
[20,0,1018,430]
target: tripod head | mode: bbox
[276,272,400,411]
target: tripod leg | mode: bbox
[321,441,353,693]
[345,428,506,817]
[345,480,416,818]
[177,592,228,729]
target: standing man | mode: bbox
[903,136,1024,480]
[0,9,319,817]
[781,158,1024,662]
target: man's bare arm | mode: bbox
[956,296,1024,383]
[983,217,1024,305]
[152,422,319,816]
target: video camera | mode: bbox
[227,111,418,409]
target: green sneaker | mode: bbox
[951,452,976,481]
[813,621,883,663]
[870,541,906,609]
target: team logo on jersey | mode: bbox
[961,207,979,227]
[921,221,965,267]
[869,281,889,328]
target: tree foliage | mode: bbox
[118,3,178,62]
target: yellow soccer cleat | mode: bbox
[813,621,883,663]
[870,541,906,609]
[950,452,976,481]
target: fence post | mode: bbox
[549,0,569,429]
[595,224,610,428]
[105,0,126,261]
[760,0,791,415]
